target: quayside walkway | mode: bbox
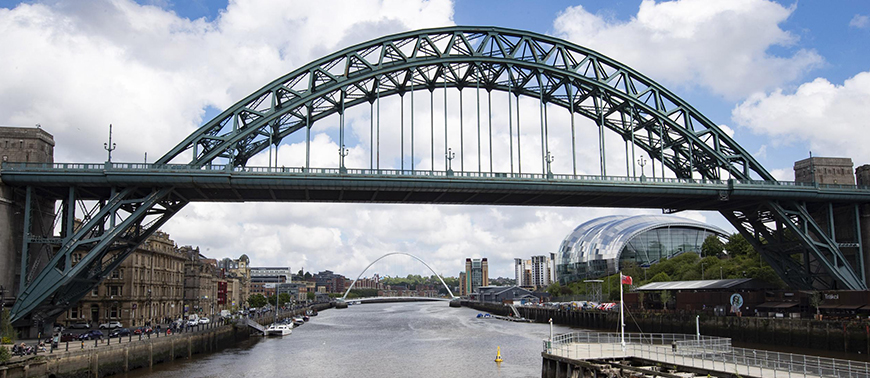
[544,332,870,378]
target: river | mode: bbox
[121,301,576,377]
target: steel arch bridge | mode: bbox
[341,252,456,300]
[4,26,870,327]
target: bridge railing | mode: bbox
[4,162,870,192]
[546,332,870,378]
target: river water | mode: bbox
[122,302,576,377]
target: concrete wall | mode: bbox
[0,323,250,378]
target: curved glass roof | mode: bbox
[556,214,728,268]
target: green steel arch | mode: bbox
[7,26,866,328]
[157,26,771,182]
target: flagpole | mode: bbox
[620,273,625,351]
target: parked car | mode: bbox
[78,330,104,340]
[59,332,77,342]
[187,319,199,327]
[133,326,153,335]
[68,321,91,329]
[109,328,131,338]
[198,317,210,324]
[99,321,123,329]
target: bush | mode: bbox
[0,337,11,345]
[0,345,9,363]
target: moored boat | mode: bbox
[293,316,305,326]
[266,323,292,336]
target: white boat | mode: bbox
[265,323,292,336]
[292,317,305,326]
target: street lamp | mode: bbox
[339,145,349,174]
[104,124,116,163]
[545,151,555,179]
[445,148,456,175]
[637,156,647,179]
[700,261,705,280]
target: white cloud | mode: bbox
[0,0,454,163]
[850,14,869,29]
[552,0,823,99]
[0,0,747,279]
[732,70,870,163]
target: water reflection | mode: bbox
[123,302,576,378]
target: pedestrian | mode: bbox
[671,341,677,352]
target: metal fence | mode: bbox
[5,161,870,192]
[545,332,870,378]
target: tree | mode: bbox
[702,235,725,257]
[304,272,313,280]
[725,233,754,257]
[247,294,267,308]
[546,282,563,297]
[306,292,315,301]
[1,309,15,344]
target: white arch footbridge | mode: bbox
[341,252,458,301]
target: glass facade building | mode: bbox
[556,215,727,283]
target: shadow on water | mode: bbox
[119,302,572,378]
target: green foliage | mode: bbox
[265,293,293,307]
[702,235,725,257]
[349,289,379,298]
[306,292,316,301]
[247,294,267,308]
[648,272,672,283]
[1,310,14,344]
[0,344,9,363]
[546,282,562,297]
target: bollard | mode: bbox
[108,335,111,345]
[81,340,84,349]
[129,333,132,343]
[139,333,142,341]
[66,341,69,351]
[95,338,98,348]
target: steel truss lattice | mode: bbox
[8,26,867,325]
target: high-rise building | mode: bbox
[531,255,553,288]
[514,258,532,287]
[460,258,488,296]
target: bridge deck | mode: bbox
[4,163,868,209]
[546,333,870,378]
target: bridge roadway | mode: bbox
[546,332,870,378]
[345,296,449,303]
[4,162,868,211]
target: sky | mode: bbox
[0,0,868,280]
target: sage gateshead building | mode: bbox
[556,215,728,283]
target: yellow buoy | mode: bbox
[495,346,503,362]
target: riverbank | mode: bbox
[0,303,331,378]
[462,301,870,361]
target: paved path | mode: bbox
[548,342,869,378]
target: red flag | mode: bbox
[621,275,632,285]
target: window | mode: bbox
[92,287,99,296]
[110,286,120,296]
[111,270,120,279]
[70,307,79,319]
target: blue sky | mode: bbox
[1,0,868,279]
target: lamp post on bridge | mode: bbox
[637,156,647,181]
[446,148,455,176]
[545,151,555,179]
[104,124,116,164]
[339,145,349,174]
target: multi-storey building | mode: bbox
[531,255,553,288]
[182,246,218,317]
[251,267,292,282]
[314,270,347,294]
[514,258,531,287]
[57,230,186,327]
[460,258,488,296]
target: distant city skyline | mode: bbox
[1,0,868,278]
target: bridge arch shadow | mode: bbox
[341,252,457,301]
